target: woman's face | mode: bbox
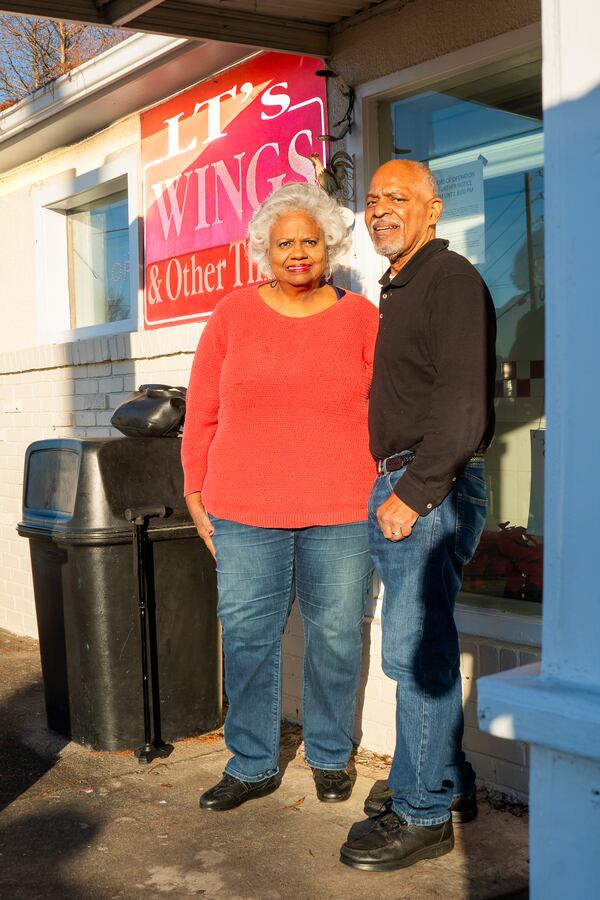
[268,210,327,288]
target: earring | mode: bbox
[270,279,277,288]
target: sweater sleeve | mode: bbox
[393,273,496,515]
[181,305,227,497]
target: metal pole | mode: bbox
[134,518,153,752]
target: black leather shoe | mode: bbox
[312,769,352,803]
[199,773,278,811]
[363,779,478,823]
[340,810,454,871]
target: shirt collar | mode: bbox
[379,238,449,288]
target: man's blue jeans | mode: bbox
[368,458,487,825]
[209,517,372,782]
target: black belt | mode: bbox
[376,451,485,477]
[376,452,415,476]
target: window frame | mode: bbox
[350,24,543,639]
[34,152,140,345]
[66,187,132,330]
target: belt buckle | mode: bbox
[376,459,385,476]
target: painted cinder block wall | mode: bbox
[0,327,199,636]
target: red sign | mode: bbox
[141,52,328,328]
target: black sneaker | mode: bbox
[312,769,352,802]
[340,810,454,872]
[364,779,478,823]
[199,773,279,811]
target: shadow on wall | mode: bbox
[332,261,371,299]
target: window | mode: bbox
[35,155,139,344]
[67,190,131,328]
[378,50,544,606]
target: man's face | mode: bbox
[365,163,442,267]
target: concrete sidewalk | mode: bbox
[0,629,529,899]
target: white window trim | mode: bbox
[35,150,141,345]
[349,23,543,647]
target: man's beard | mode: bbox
[370,229,405,262]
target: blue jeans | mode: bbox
[368,458,487,825]
[209,517,372,782]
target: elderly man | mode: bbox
[340,160,496,871]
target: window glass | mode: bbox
[379,52,544,605]
[67,190,131,328]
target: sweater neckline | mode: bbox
[252,285,348,321]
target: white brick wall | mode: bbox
[0,326,201,635]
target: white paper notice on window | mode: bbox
[528,428,545,537]
[433,160,485,265]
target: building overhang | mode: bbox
[0,1,406,57]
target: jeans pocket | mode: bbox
[386,466,408,494]
[369,467,407,519]
[455,491,487,565]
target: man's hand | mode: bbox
[377,492,419,542]
[185,491,216,560]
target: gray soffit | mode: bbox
[0,1,404,56]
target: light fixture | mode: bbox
[315,68,355,143]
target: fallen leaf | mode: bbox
[284,796,305,810]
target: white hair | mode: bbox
[247,182,352,276]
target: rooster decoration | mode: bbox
[309,151,354,202]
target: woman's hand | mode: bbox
[185,491,216,560]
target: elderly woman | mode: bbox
[182,182,378,811]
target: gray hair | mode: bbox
[247,182,352,276]
[412,160,439,197]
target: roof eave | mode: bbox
[0,32,256,174]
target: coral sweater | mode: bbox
[181,286,379,528]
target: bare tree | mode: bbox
[0,14,126,104]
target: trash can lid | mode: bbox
[18,437,194,544]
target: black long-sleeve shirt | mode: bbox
[369,239,496,516]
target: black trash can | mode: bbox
[17,437,221,751]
